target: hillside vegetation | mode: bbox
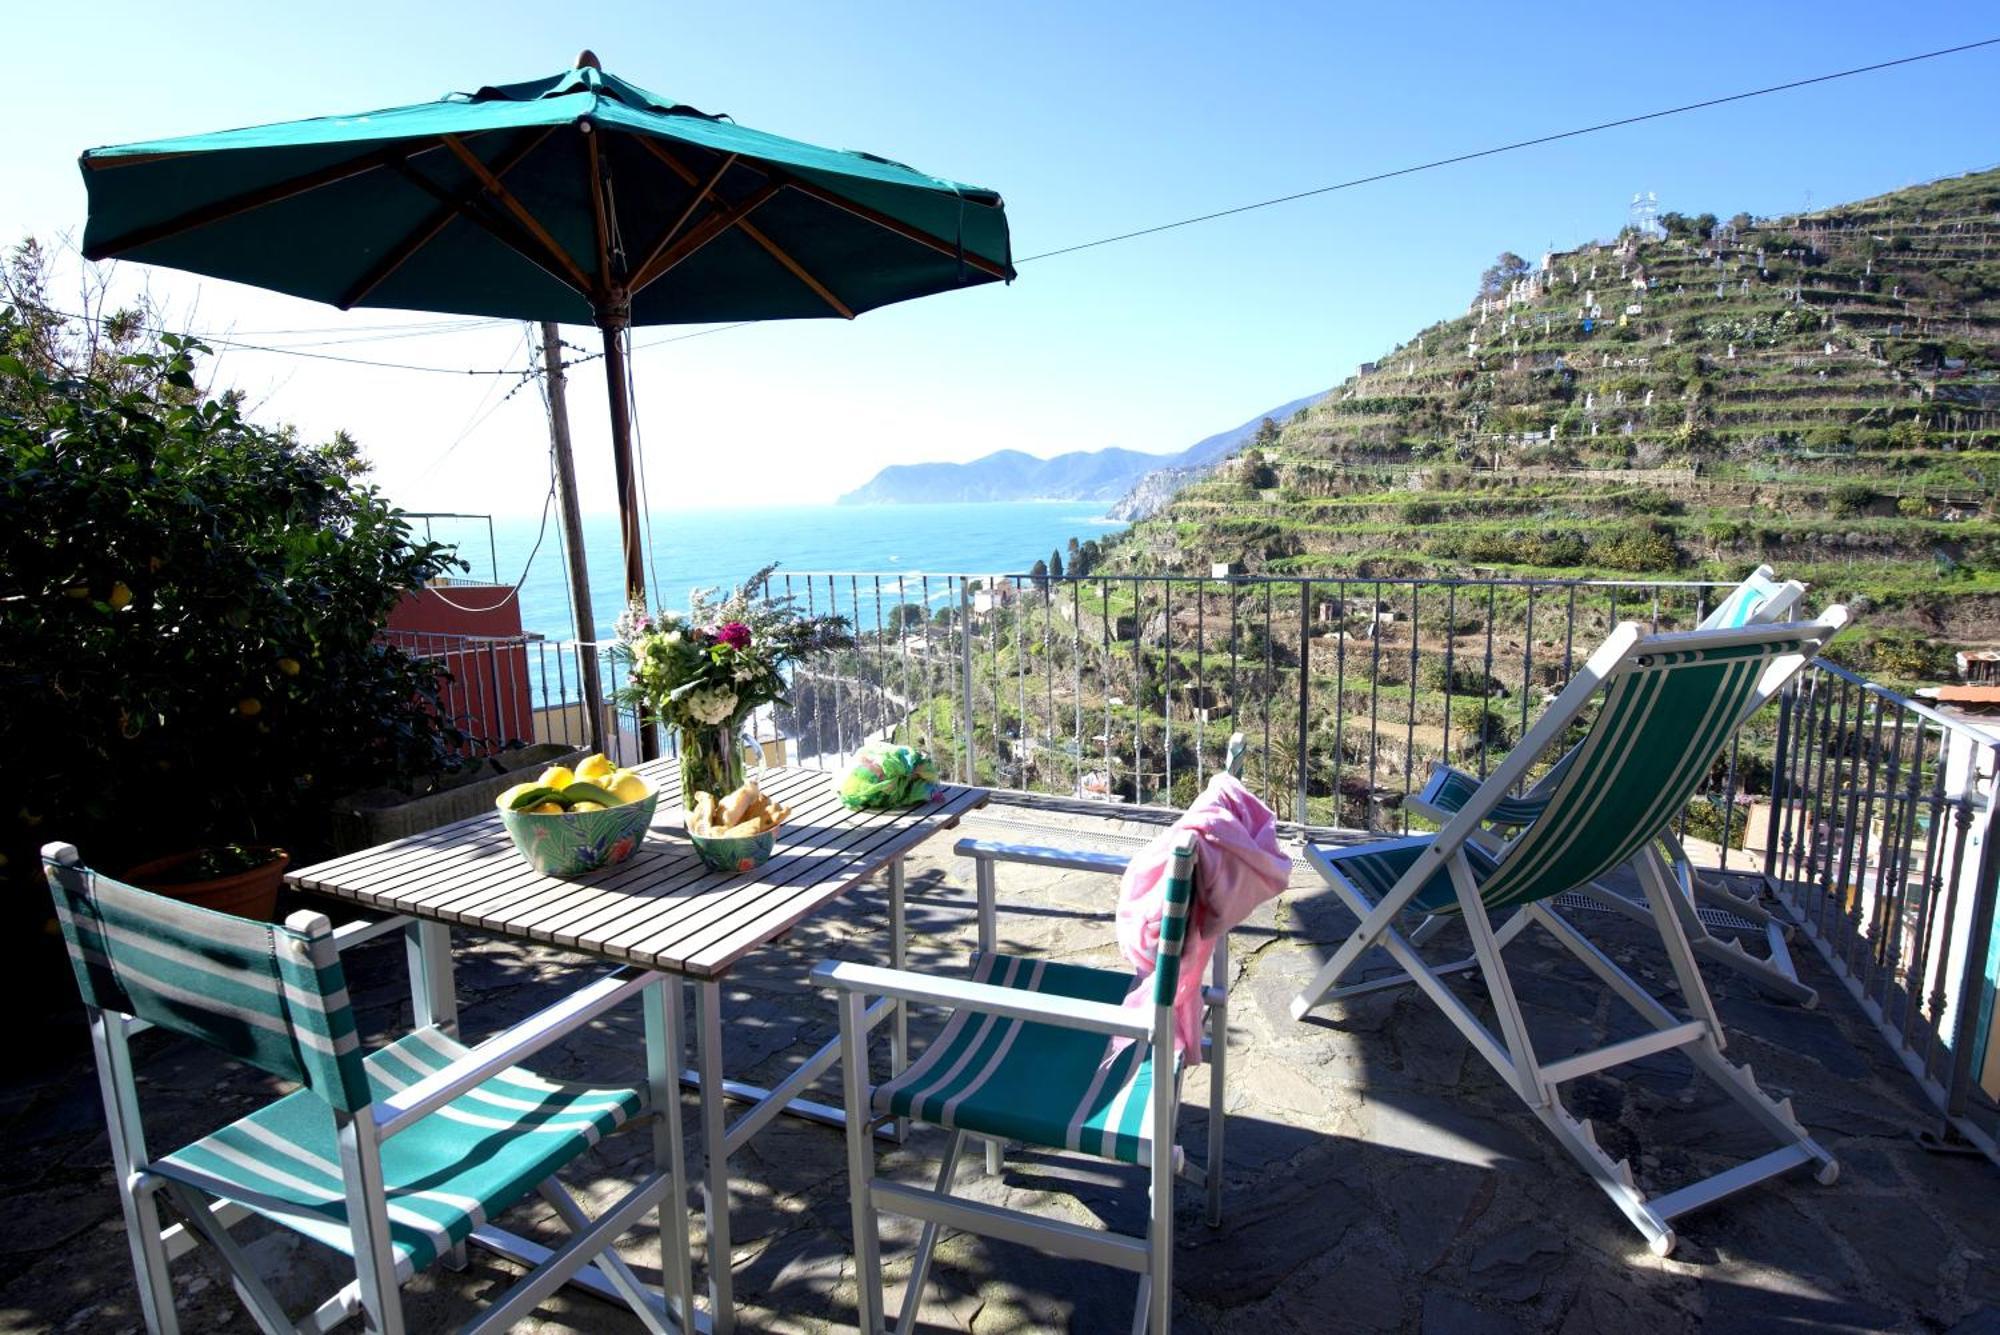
[1110,168,2000,655]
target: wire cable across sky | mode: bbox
[1013,37,2000,263]
[53,35,2000,371]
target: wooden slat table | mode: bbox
[289,759,987,1334]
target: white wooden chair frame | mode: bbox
[1288,616,1847,1255]
[1408,566,1813,1003]
[50,845,699,1335]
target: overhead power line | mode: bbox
[1014,37,2000,263]
[38,36,1998,369]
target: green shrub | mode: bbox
[1,310,463,881]
[1830,483,1877,517]
[1591,523,1681,572]
[1895,495,1930,518]
[1451,698,1512,753]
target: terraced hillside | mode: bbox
[1112,168,2000,659]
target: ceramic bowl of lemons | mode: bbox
[496,756,657,877]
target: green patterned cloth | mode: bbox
[835,742,939,810]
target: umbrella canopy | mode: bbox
[81,56,1014,324]
[79,53,1015,608]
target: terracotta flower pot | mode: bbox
[125,846,291,922]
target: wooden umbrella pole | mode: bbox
[538,322,606,756]
[597,305,659,760]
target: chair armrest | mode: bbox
[331,914,413,949]
[954,838,1131,876]
[373,970,654,1138]
[811,959,1152,1040]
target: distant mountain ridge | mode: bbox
[836,393,1324,506]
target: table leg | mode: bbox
[645,975,699,1332]
[888,856,909,1142]
[404,919,468,1269]
[405,919,458,1036]
[694,979,735,1335]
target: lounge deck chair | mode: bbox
[42,843,693,1334]
[1409,565,1813,1002]
[813,735,1249,1334]
[1289,614,1848,1255]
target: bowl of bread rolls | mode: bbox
[685,778,791,873]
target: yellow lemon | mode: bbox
[536,765,575,790]
[277,657,302,677]
[496,782,538,811]
[575,753,615,783]
[609,771,650,805]
[528,802,565,815]
[107,582,134,610]
[237,697,262,717]
[568,801,606,813]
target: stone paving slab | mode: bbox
[1,803,1995,1332]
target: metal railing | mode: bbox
[383,568,1999,1162]
[763,570,1757,839]
[381,630,648,765]
[1765,661,2000,1158]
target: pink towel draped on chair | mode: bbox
[1115,772,1291,1061]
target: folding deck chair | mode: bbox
[1409,564,1813,1003]
[42,843,695,1335]
[1289,614,1848,1256]
[812,735,1249,1335]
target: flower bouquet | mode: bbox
[616,566,853,811]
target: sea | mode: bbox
[445,501,1124,642]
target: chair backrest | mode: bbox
[1470,613,1845,913]
[1150,838,1199,1008]
[1698,564,1804,631]
[42,844,373,1114]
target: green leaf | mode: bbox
[507,785,561,810]
[560,782,620,808]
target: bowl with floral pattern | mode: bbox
[500,785,657,877]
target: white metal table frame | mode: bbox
[289,765,984,1335]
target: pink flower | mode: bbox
[716,621,752,650]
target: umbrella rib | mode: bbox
[626,181,783,296]
[734,219,854,319]
[628,150,738,287]
[338,127,555,309]
[388,161,589,298]
[442,134,592,294]
[631,135,1001,295]
[83,139,452,260]
[775,171,1012,281]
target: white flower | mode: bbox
[685,686,739,725]
[664,630,683,646]
[733,666,756,682]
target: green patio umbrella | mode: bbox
[78,51,1015,614]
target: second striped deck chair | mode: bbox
[1290,613,1848,1256]
[42,843,694,1335]
[813,734,1250,1335]
[1409,564,1813,1002]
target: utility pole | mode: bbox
[539,322,607,757]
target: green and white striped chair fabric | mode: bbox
[159,1027,642,1278]
[48,856,372,1113]
[874,951,1166,1167]
[1340,635,1790,918]
[819,829,1207,1334]
[1413,565,1801,832]
[43,846,678,1334]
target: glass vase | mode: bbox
[677,723,747,814]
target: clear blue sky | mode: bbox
[6,2,1997,514]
